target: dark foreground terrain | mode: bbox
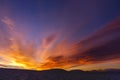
[0,68,120,80]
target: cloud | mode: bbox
[43,34,57,48]
[0,17,120,70]
[1,17,15,30]
[73,18,120,62]
[41,18,120,69]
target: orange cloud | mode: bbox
[0,17,120,70]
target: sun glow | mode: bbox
[0,17,120,71]
[0,17,80,70]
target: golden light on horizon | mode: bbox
[0,17,120,71]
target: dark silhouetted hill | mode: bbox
[0,68,120,80]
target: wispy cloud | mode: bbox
[0,17,120,70]
[41,18,120,69]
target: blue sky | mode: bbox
[0,0,120,40]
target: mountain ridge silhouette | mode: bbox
[0,68,120,80]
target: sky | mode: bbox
[0,0,120,71]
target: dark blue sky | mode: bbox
[0,0,120,41]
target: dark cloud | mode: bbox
[43,18,120,68]
[73,38,120,62]
[73,19,120,62]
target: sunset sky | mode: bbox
[0,0,120,71]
